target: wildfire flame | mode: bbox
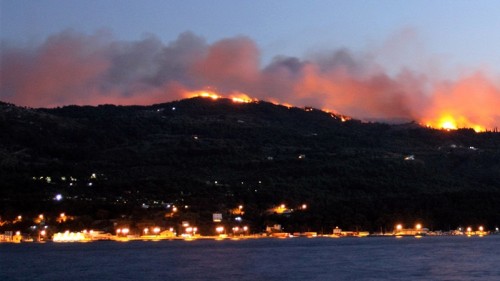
[186,89,257,104]
[423,115,486,132]
[230,92,256,103]
[184,89,357,124]
[186,89,490,132]
[268,98,293,109]
[192,90,220,100]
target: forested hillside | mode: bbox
[1,98,499,233]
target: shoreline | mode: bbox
[1,232,497,244]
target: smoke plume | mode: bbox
[1,30,500,129]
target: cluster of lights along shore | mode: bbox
[2,207,498,243]
[188,90,491,132]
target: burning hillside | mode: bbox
[185,89,492,132]
[1,31,499,131]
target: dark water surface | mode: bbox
[1,236,499,280]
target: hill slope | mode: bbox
[1,98,499,232]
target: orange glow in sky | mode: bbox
[423,115,486,132]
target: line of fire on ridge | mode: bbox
[187,90,492,132]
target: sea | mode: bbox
[1,236,499,281]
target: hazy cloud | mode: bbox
[1,30,499,129]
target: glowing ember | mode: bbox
[229,92,256,103]
[266,98,293,109]
[186,90,259,104]
[232,97,247,103]
[197,91,220,100]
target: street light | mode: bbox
[216,226,224,235]
[39,230,46,241]
[153,227,161,235]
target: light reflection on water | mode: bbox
[1,236,499,280]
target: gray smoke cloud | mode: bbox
[1,30,499,128]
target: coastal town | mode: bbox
[1,212,498,243]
